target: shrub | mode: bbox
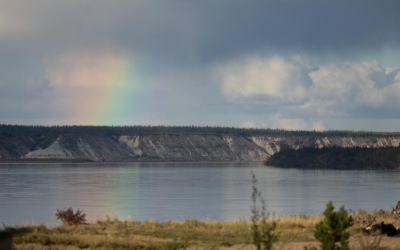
[251,173,278,250]
[161,241,187,250]
[55,207,87,226]
[357,235,384,250]
[306,201,353,250]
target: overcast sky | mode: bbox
[1,0,400,131]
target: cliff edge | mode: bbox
[1,125,400,162]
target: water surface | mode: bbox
[1,162,400,226]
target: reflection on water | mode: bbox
[1,162,400,226]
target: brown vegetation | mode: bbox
[55,208,87,226]
[10,209,400,250]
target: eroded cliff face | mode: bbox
[1,134,400,162]
[0,135,38,158]
[20,134,268,161]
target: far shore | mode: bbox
[0,159,264,164]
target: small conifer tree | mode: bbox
[306,201,353,250]
[251,173,278,250]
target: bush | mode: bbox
[251,173,278,250]
[357,235,384,250]
[55,207,87,226]
[306,201,353,250]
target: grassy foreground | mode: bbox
[10,209,400,250]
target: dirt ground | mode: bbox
[13,236,400,250]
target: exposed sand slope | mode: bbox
[0,134,396,162]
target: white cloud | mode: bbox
[269,113,326,131]
[309,61,378,99]
[215,55,308,102]
[385,67,397,75]
[384,82,400,104]
[44,48,129,89]
[1,1,400,130]
[215,55,400,113]
[395,72,400,81]
[311,121,325,131]
[216,55,400,129]
[307,61,400,113]
[0,3,34,40]
[241,120,257,128]
[270,113,308,131]
[0,2,78,41]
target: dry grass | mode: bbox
[350,208,400,230]
[11,210,400,250]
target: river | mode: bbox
[1,162,400,226]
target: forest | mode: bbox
[264,146,400,169]
[2,124,400,137]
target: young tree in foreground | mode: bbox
[306,201,353,250]
[251,173,278,250]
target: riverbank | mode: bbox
[0,158,95,164]
[9,209,400,250]
[0,159,262,164]
[3,125,400,163]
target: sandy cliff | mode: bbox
[1,133,400,162]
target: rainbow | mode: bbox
[91,52,141,125]
[46,48,165,125]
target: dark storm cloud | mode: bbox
[1,0,400,129]
[105,0,400,63]
[197,0,400,62]
[2,1,399,65]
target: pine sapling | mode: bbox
[251,173,278,250]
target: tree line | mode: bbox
[265,146,400,169]
[1,124,400,137]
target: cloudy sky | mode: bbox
[1,0,400,131]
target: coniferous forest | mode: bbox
[264,146,400,169]
[2,124,400,137]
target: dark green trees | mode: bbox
[307,201,353,250]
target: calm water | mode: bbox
[1,162,400,226]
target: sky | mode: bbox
[1,0,400,131]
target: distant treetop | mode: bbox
[1,124,399,137]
